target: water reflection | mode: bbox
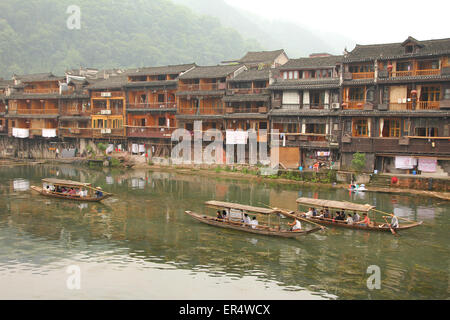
[0,164,448,300]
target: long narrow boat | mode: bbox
[31,178,112,202]
[185,201,322,238]
[295,197,423,232]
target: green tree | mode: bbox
[351,152,366,173]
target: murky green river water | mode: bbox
[0,165,448,299]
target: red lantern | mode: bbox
[411,90,417,96]
[387,64,393,71]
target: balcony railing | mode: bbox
[11,108,59,115]
[60,107,91,116]
[342,101,365,110]
[227,88,267,95]
[351,72,374,79]
[389,69,440,77]
[225,106,267,114]
[388,101,440,110]
[178,83,226,91]
[59,128,93,138]
[91,92,124,98]
[92,108,123,116]
[177,107,225,115]
[127,102,177,110]
[23,88,60,94]
[92,128,125,138]
[127,126,175,138]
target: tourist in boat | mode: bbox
[249,217,258,229]
[318,209,324,218]
[323,207,330,218]
[243,213,251,225]
[353,212,361,223]
[288,218,302,231]
[312,208,318,217]
[357,213,371,227]
[216,210,224,220]
[346,213,353,225]
[68,188,77,196]
[304,208,314,218]
[95,187,103,198]
[390,215,399,228]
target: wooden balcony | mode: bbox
[92,108,123,116]
[388,69,440,77]
[342,101,365,110]
[225,107,267,114]
[341,137,450,155]
[178,83,226,91]
[177,106,225,115]
[91,91,124,98]
[127,126,175,139]
[351,72,374,79]
[388,101,439,110]
[59,128,93,138]
[227,88,268,95]
[11,108,59,115]
[127,102,177,110]
[60,107,91,116]
[23,88,59,94]
[92,128,125,138]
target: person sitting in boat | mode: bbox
[243,213,251,225]
[318,209,324,218]
[288,218,302,231]
[352,212,361,223]
[95,187,103,198]
[312,208,318,217]
[346,213,353,225]
[216,210,224,221]
[357,213,371,227]
[249,217,259,229]
[323,207,330,218]
[334,211,342,221]
[304,208,314,218]
[390,215,399,229]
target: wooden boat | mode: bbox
[185,200,322,238]
[295,197,423,232]
[31,178,112,202]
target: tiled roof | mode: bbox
[239,50,286,63]
[124,80,178,88]
[13,73,65,83]
[345,37,450,62]
[127,64,196,77]
[228,69,271,82]
[269,79,340,90]
[279,55,342,70]
[179,65,245,79]
[86,75,128,90]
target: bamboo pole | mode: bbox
[371,208,418,224]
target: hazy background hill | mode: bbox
[0,0,261,78]
[172,0,355,58]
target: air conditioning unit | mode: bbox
[101,128,111,134]
[101,109,111,115]
[331,103,340,109]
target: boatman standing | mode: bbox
[390,215,399,229]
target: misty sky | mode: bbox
[225,0,449,46]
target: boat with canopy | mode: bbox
[185,200,323,238]
[31,178,112,202]
[295,197,423,233]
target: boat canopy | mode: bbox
[296,197,375,212]
[42,178,91,187]
[205,200,276,215]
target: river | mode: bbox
[0,165,448,299]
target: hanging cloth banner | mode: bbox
[131,144,139,154]
[418,158,437,172]
[139,144,146,153]
[395,156,417,169]
[42,129,57,138]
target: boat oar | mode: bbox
[383,216,398,236]
[371,208,419,224]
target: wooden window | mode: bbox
[349,64,374,73]
[288,71,293,80]
[310,91,325,107]
[349,87,365,101]
[305,123,325,134]
[415,127,438,137]
[397,61,412,71]
[158,117,166,126]
[421,86,440,101]
[444,88,450,100]
[352,119,369,137]
[158,94,165,103]
[381,119,400,137]
[259,122,267,130]
[283,72,288,80]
